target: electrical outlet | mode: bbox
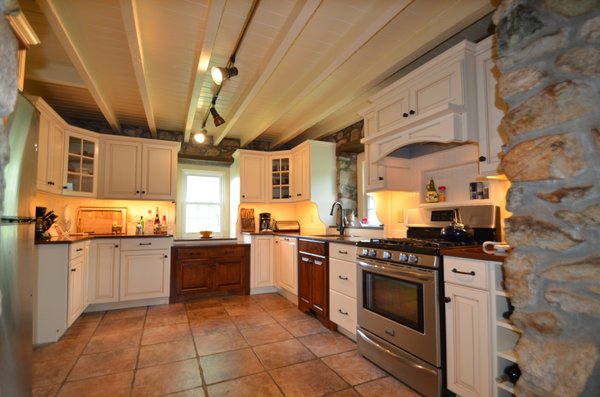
[397,210,404,223]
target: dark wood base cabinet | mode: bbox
[170,244,250,303]
[298,238,335,330]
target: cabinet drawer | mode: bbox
[444,257,488,290]
[69,242,86,259]
[298,239,326,256]
[329,290,357,334]
[121,237,172,251]
[213,245,246,258]
[330,258,357,298]
[329,243,356,261]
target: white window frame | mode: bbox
[177,164,229,239]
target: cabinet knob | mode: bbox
[141,190,146,194]
[479,156,487,162]
[297,193,302,196]
[115,245,119,248]
[164,255,168,258]
[378,177,383,181]
[444,297,452,303]
[402,112,408,118]
[71,268,76,272]
[47,181,54,186]
[242,194,246,198]
[63,185,68,189]
[409,109,415,115]
[136,190,140,194]
[76,248,83,252]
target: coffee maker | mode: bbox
[259,213,272,232]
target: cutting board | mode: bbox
[240,208,255,232]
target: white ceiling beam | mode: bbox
[120,0,156,138]
[183,0,226,143]
[213,0,323,145]
[37,0,121,133]
[265,0,413,148]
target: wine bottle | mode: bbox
[154,207,161,234]
[496,363,521,384]
[502,298,515,319]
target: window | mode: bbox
[178,166,229,238]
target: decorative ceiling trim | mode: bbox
[120,0,157,138]
[37,0,121,133]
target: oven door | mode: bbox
[357,257,441,366]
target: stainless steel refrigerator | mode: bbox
[1,93,39,396]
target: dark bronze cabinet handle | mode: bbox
[76,248,83,252]
[338,275,348,280]
[115,245,119,248]
[409,109,415,115]
[139,242,152,246]
[402,112,408,117]
[136,190,140,194]
[378,176,383,180]
[452,268,475,276]
[479,156,487,162]
[338,309,348,315]
[164,255,168,258]
[71,268,76,272]
[444,297,451,303]
[338,250,348,254]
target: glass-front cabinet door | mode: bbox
[64,129,99,196]
[270,155,291,201]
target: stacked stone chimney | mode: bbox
[495,1,600,396]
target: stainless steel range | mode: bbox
[356,205,500,397]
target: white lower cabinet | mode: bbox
[67,249,87,327]
[119,238,171,301]
[444,256,492,397]
[88,239,120,303]
[244,234,275,293]
[275,236,297,295]
[328,243,357,337]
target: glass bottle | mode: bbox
[425,178,439,203]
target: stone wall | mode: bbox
[495,1,600,396]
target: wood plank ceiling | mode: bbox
[20,0,494,149]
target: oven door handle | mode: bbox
[357,260,434,282]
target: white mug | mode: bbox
[482,241,510,254]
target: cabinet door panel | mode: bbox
[278,238,297,295]
[179,258,212,292]
[445,283,490,397]
[298,255,311,307]
[103,141,142,198]
[240,153,266,202]
[88,241,120,303]
[215,260,244,290]
[120,250,169,301]
[67,255,86,326]
[252,236,273,288]
[141,144,176,199]
[311,257,327,315]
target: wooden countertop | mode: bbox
[441,246,509,262]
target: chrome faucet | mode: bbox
[329,201,346,236]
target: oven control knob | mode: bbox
[399,253,408,262]
[361,248,370,256]
[408,254,419,264]
[382,251,392,260]
[369,249,377,257]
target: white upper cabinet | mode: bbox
[32,97,65,195]
[234,150,266,203]
[475,36,506,176]
[101,136,179,200]
[63,127,99,197]
[292,144,310,201]
[361,40,478,155]
[269,153,292,202]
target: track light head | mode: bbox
[211,66,238,85]
[210,106,226,126]
[193,128,207,143]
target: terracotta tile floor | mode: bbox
[33,293,422,397]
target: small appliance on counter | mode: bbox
[273,220,300,233]
[259,212,272,232]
